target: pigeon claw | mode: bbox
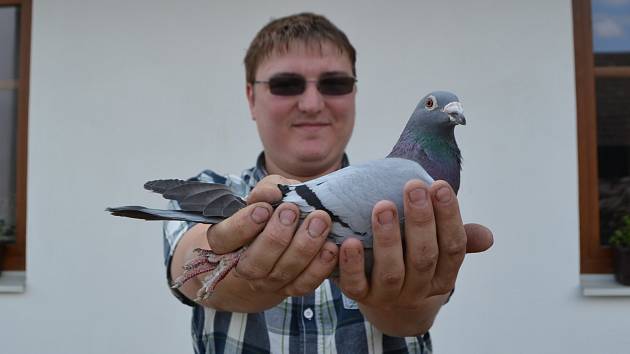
[171,247,246,301]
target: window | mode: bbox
[574,0,630,273]
[0,0,30,272]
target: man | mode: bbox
[165,12,493,353]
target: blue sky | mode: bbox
[592,0,630,52]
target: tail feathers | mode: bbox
[107,206,224,224]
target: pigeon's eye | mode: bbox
[425,96,437,110]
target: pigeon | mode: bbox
[108,90,466,300]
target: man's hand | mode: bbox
[174,175,338,312]
[337,179,493,336]
[229,175,339,297]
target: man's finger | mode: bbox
[338,238,369,300]
[370,200,405,302]
[282,241,338,297]
[207,202,272,253]
[247,175,300,204]
[429,181,466,296]
[401,180,438,296]
[234,203,299,280]
[266,211,331,290]
[464,223,494,253]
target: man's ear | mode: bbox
[246,83,256,121]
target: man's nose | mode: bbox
[297,82,324,114]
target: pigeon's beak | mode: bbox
[443,101,466,125]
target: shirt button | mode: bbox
[303,308,314,320]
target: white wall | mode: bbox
[0,0,628,353]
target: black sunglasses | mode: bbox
[254,73,357,96]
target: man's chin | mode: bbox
[294,149,330,163]
[292,151,343,176]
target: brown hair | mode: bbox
[244,13,356,83]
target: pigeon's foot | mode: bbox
[171,247,245,301]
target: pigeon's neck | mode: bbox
[387,129,462,193]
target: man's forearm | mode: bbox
[358,293,449,337]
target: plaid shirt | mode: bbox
[163,153,433,354]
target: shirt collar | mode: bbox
[252,152,350,183]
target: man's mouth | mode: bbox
[293,121,330,126]
[292,122,331,131]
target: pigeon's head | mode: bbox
[411,91,466,134]
[388,90,466,192]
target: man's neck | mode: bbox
[264,156,344,182]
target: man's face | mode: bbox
[247,41,356,180]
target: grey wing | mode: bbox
[108,179,247,224]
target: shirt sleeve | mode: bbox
[163,200,198,306]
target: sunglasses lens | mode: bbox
[268,76,306,96]
[263,75,356,96]
[318,77,356,95]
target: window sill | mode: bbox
[581,274,630,296]
[0,271,25,293]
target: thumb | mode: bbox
[464,223,494,253]
[247,174,300,204]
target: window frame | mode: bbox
[573,0,630,273]
[0,0,30,271]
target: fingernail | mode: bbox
[279,209,296,225]
[343,247,361,262]
[251,206,270,224]
[377,210,394,225]
[409,188,428,207]
[320,249,335,263]
[308,217,326,238]
[436,187,452,203]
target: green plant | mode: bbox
[0,219,15,239]
[610,215,630,248]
